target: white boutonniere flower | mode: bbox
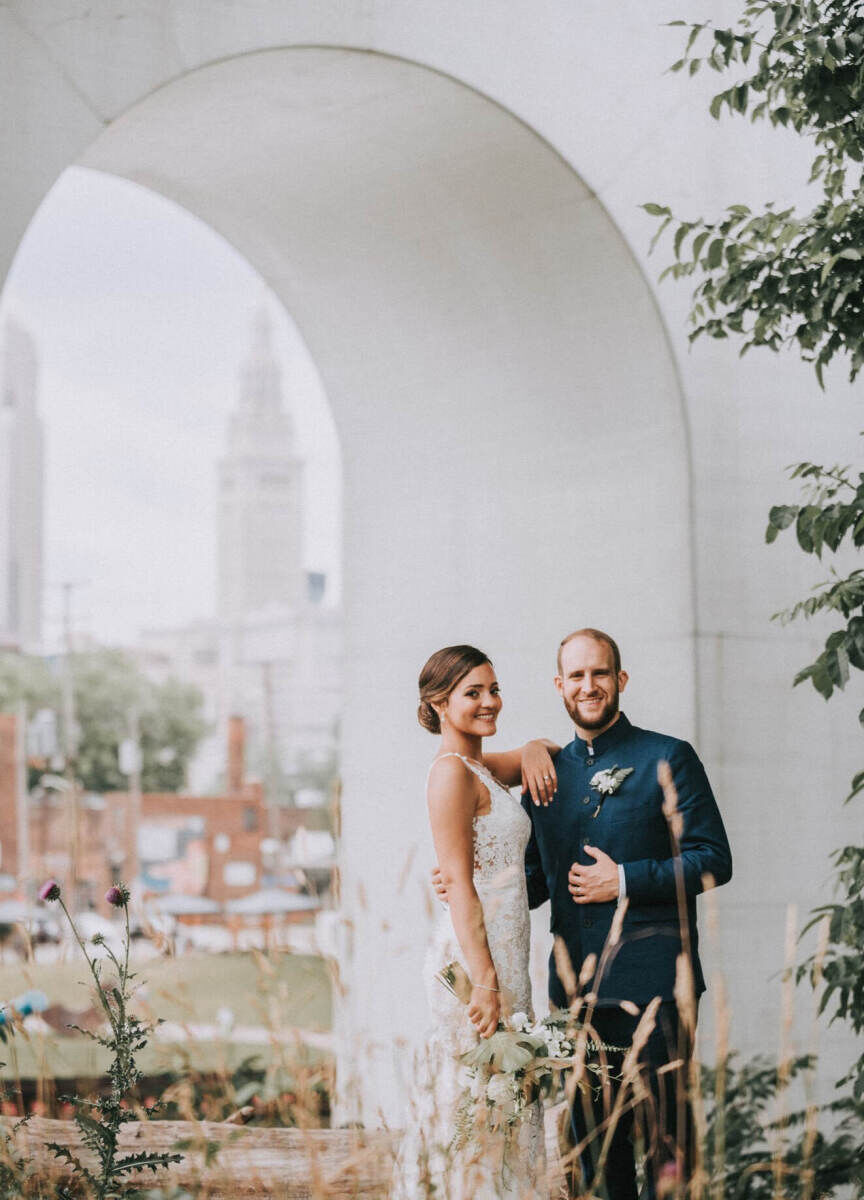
[589,766,634,795]
[588,766,634,816]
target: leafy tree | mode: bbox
[643,0,864,1148]
[645,1,864,387]
[0,647,207,794]
[0,649,59,715]
[702,1055,863,1199]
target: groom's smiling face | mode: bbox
[555,635,628,736]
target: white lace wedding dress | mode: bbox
[393,753,545,1198]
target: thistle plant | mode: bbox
[37,879,181,1198]
[0,1010,29,1200]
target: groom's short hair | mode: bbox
[557,628,622,674]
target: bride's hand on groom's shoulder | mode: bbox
[521,740,558,807]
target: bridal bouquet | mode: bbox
[436,962,619,1144]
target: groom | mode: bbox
[525,628,732,1200]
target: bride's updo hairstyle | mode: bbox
[418,645,492,734]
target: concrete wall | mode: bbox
[0,1,859,1121]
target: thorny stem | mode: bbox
[57,898,117,1036]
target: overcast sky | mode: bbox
[0,166,341,650]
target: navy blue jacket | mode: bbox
[522,712,732,1008]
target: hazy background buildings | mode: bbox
[0,170,343,935]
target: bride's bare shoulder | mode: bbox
[427,755,480,808]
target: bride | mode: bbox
[393,644,559,1199]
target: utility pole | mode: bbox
[258,660,281,841]
[59,581,81,907]
[119,708,142,888]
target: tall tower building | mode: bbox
[218,312,304,619]
[0,319,44,650]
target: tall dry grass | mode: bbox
[0,760,860,1198]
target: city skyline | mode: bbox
[0,166,340,652]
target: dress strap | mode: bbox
[427,752,494,793]
[426,751,469,780]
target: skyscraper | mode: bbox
[217,312,304,619]
[0,319,44,650]
[140,309,341,791]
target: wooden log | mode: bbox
[3,1108,569,1197]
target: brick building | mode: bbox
[0,713,327,913]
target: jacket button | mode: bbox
[582,795,591,805]
[583,918,594,928]
[586,757,595,766]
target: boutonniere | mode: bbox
[588,765,634,817]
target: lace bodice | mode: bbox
[425,752,534,1018]
[460,756,533,880]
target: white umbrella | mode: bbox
[225,888,319,915]
[148,894,222,916]
[0,900,44,923]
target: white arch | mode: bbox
[67,46,693,1116]
[3,11,858,1116]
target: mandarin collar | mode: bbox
[569,711,632,761]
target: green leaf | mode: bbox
[642,203,672,217]
[649,214,673,253]
[828,641,850,689]
[692,229,710,261]
[811,661,834,699]
[845,770,864,804]
[707,237,725,268]
[768,504,799,530]
[674,222,693,258]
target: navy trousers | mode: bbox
[568,1001,695,1200]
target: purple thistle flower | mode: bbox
[105,883,130,908]
[38,878,61,903]
[657,1160,681,1197]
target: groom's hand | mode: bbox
[568,846,619,904]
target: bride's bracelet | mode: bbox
[472,982,500,992]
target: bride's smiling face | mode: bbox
[439,663,502,737]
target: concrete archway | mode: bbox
[52,47,692,1117]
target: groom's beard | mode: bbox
[565,688,620,732]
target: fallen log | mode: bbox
[4,1117,396,1198]
[3,1109,569,1197]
